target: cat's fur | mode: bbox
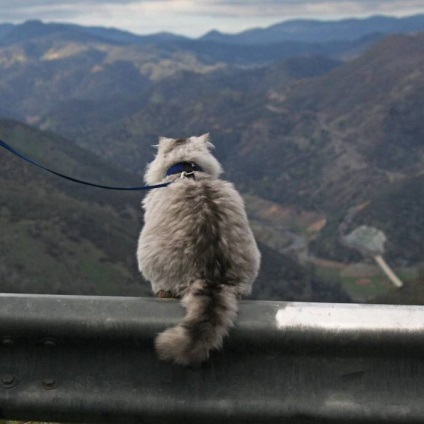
[137,134,260,366]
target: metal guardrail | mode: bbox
[1,294,424,423]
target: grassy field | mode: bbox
[315,261,421,303]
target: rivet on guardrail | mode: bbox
[1,337,14,347]
[42,338,57,348]
[42,378,57,390]
[1,374,16,388]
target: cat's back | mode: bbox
[139,174,259,294]
[143,175,246,237]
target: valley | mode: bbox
[0,17,423,303]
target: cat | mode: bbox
[137,134,260,366]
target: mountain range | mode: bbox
[2,14,424,46]
[0,16,423,303]
[37,31,422,265]
[0,15,422,123]
[0,19,382,126]
[201,14,424,43]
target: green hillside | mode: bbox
[373,274,424,305]
[0,119,148,296]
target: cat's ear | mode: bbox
[198,133,210,143]
[197,133,214,149]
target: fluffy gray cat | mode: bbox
[137,134,260,366]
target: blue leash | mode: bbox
[0,139,170,191]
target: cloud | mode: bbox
[2,0,423,18]
[0,1,200,28]
[0,0,136,6]
[0,1,148,21]
[187,0,424,18]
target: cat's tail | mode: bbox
[155,279,238,366]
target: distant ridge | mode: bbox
[201,14,424,44]
[1,14,424,47]
[0,23,13,40]
[0,20,188,46]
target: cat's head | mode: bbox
[144,133,223,184]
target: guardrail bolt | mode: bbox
[42,378,57,390]
[1,374,16,388]
[1,337,14,347]
[43,339,56,348]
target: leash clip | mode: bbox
[180,170,195,179]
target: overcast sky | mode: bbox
[0,0,423,37]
